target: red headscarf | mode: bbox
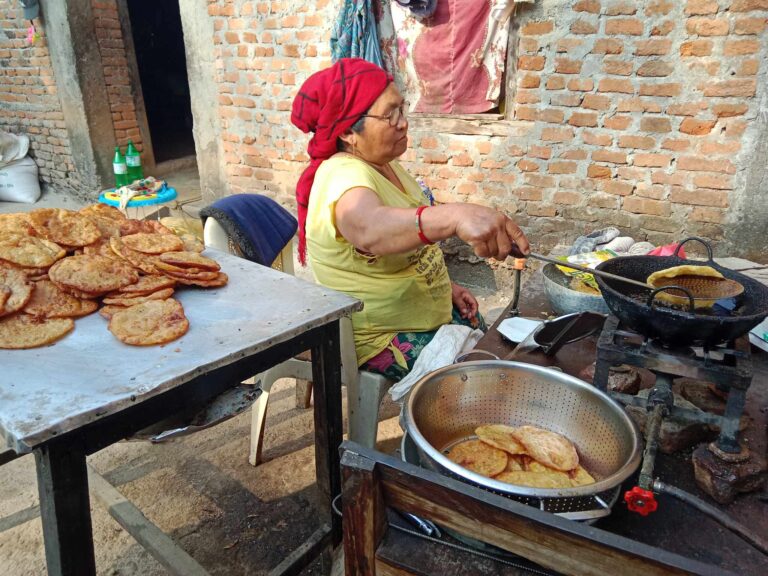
[291,58,393,265]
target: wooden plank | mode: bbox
[35,442,96,576]
[0,505,40,534]
[87,466,209,576]
[310,321,344,546]
[0,445,20,466]
[376,559,417,576]
[342,443,729,576]
[268,524,332,576]
[341,451,387,576]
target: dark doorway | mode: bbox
[126,0,195,163]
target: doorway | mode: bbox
[126,0,195,163]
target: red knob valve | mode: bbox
[624,486,658,516]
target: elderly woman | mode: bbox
[291,58,529,381]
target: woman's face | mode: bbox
[347,84,409,165]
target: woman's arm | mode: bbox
[335,187,529,259]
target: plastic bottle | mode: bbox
[112,146,128,188]
[125,140,143,182]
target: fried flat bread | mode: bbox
[446,439,508,477]
[0,266,33,317]
[108,298,189,346]
[511,425,579,472]
[23,280,99,318]
[102,287,175,306]
[173,272,228,288]
[122,232,184,254]
[0,234,66,268]
[29,208,101,247]
[79,203,126,220]
[49,255,139,295]
[495,470,572,489]
[476,424,527,455]
[110,274,176,295]
[0,314,74,349]
[158,251,220,271]
[569,465,596,487]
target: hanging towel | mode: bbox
[331,0,385,69]
[199,194,297,267]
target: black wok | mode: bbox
[594,238,768,347]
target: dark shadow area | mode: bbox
[127,0,195,162]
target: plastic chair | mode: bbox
[202,216,395,466]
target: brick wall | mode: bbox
[208,0,768,253]
[91,0,143,151]
[0,1,81,193]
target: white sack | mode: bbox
[0,156,41,204]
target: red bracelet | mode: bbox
[415,205,435,245]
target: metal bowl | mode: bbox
[402,361,642,516]
[542,263,610,316]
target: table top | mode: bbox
[0,249,361,453]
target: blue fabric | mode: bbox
[330,0,385,69]
[200,194,297,267]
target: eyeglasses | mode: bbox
[361,101,410,127]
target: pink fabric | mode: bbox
[290,58,393,264]
[648,243,687,258]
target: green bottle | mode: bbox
[112,146,128,188]
[125,140,143,182]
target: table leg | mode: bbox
[35,441,96,576]
[310,320,343,546]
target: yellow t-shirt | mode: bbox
[306,154,452,365]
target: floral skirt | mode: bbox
[361,308,487,382]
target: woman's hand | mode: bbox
[449,204,530,261]
[451,282,478,320]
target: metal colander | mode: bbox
[402,361,642,520]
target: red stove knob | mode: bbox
[624,486,658,516]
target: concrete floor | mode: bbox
[0,161,515,575]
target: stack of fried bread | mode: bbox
[447,424,595,489]
[0,205,226,349]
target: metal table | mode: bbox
[0,249,361,576]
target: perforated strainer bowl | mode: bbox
[403,361,642,518]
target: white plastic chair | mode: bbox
[203,217,395,465]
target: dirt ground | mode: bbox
[0,179,522,575]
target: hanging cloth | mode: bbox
[330,0,385,69]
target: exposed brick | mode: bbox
[686,18,729,36]
[541,127,575,142]
[606,2,637,16]
[619,135,656,149]
[651,20,675,36]
[734,18,767,35]
[574,0,602,13]
[551,93,584,107]
[606,18,644,35]
[592,39,624,54]
[652,171,688,186]
[527,204,558,217]
[555,58,583,74]
[634,39,672,56]
[680,40,713,56]
[526,174,557,188]
[617,98,663,113]
[635,183,666,200]
[738,60,760,76]
[662,139,692,151]
[553,191,583,205]
[567,78,594,92]
[520,38,540,53]
[604,115,633,130]
[646,0,674,16]
[598,78,634,93]
[546,76,566,90]
[561,149,589,160]
[690,207,726,223]
[667,102,708,116]
[548,161,578,174]
[678,156,737,173]
[571,19,599,34]
[669,188,728,207]
[582,94,612,110]
[540,108,566,123]
[684,0,719,16]
[637,61,673,77]
[519,74,541,89]
[603,59,634,76]
[522,21,554,36]
[731,0,768,11]
[623,196,669,215]
[529,145,552,159]
[603,180,635,195]
[518,55,545,70]
[588,164,613,178]
[589,193,621,209]
[516,90,541,104]
[634,153,672,167]
[693,174,734,189]
[679,118,716,135]
[557,38,584,53]
[569,112,599,127]
[517,159,540,172]
[592,150,628,164]
[724,40,760,55]
[583,131,614,146]
[516,187,544,201]
[702,79,757,97]
[509,145,527,156]
[639,83,682,97]
[641,117,672,132]
[516,107,538,121]
[712,103,749,118]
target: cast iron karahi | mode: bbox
[594,238,768,347]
